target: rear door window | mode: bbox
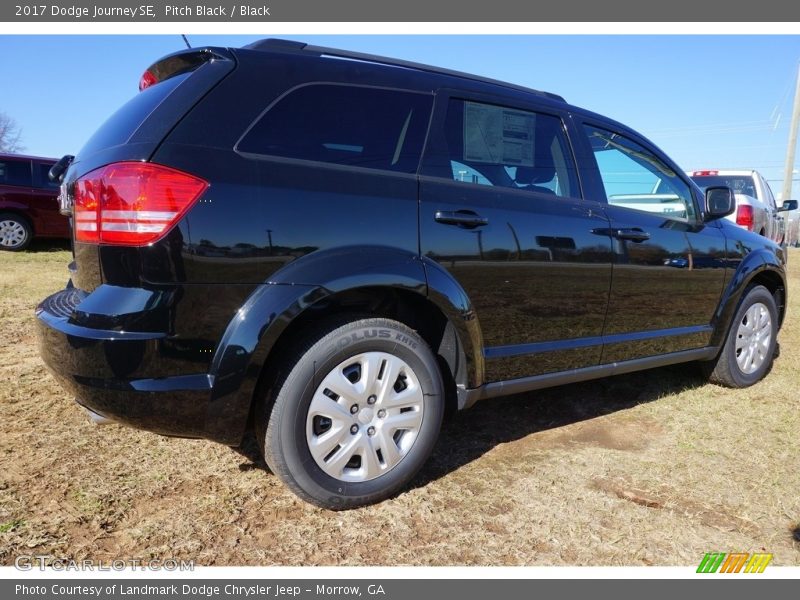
[0,158,32,187]
[236,84,433,174]
[424,98,580,199]
[36,163,60,190]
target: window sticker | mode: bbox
[463,102,536,166]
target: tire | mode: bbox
[0,213,32,251]
[257,317,445,509]
[706,285,778,388]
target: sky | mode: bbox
[2,34,799,197]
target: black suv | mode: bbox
[36,40,788,509]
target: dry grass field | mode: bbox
[1,241,799,566]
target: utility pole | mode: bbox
[782,62,800,203]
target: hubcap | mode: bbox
[0,220,27,248]
[735,302,772,375]
[306,352,424,482]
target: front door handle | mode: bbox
[434,210,489,228]
[614,228,650,242]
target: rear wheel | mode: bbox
[705,285,778,387]
[0,213,32,251]
[258,317,444,509]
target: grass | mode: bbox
[0,242,798,565]
[0,520,24,534]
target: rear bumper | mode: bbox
[35,287,216,440]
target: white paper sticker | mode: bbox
[463,101,536,166]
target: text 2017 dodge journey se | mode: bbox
[37,40,789,509]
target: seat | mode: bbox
[514,163,556,195]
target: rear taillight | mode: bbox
[736,204,754,230]
[73,162,208,246]
[693,170,719,176]
[139,69,158,91]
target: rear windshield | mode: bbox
[691,175,756,197]
[77,72,190,159]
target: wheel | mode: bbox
[706,285,778,387]
[0,213,32,251]
[258,317,444,509]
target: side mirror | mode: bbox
[778,199,798,212]
[48,154,74,183]
[704,186,735,221]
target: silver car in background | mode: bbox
[689,170,784,243]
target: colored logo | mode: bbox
[697,552,773,573]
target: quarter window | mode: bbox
[585,125,695,222]
[428,98,579,199]
[237,84,433,174]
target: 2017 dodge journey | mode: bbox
[36,40,790,508]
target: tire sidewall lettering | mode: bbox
[323,329,419,360]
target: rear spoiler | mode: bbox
[140,48,231,91]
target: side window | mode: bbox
[428,98,580,199]
[0,159,32,188]
[37,163,60,190]
[237,84,433,174]
[584,125,696,222]
[450,160,492,186]
[762,177,777,209]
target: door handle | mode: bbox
[613,228,650,242]
[434,210,489,228]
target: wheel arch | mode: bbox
[203,246,485,445]
[710,248,787,348]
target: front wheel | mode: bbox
[258,317,444,509]
[705,285,778,388]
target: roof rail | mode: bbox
[243,38,566,103]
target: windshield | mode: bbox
[691,175,756,197]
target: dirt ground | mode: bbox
[1,241,799,566]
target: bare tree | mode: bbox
[0,112,25,153]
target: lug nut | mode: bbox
[350,424,359,435]
[367,395,377,405]
[350,404,359,414]
[377,409,386,418]
[367,426,376,436]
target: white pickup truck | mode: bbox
[689,170,786,243]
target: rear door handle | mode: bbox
[614,228,650,242]
[434,210,489,228]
